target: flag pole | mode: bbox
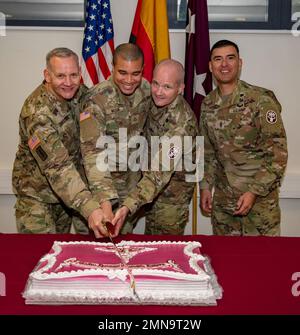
[185,0,211,235]
[192,184,198,234]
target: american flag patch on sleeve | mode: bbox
[28,134,41,150]
[80,111,91,122]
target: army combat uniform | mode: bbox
[200,80,288,236]
[80,77,150,234]
[12,83,102,234]
[123,95,199,235]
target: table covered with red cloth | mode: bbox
[0,233,299,315]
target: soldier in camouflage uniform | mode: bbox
[112,59,199,235]
[199,40,288,236]
[12,48,111,236]
[80,43,150,236]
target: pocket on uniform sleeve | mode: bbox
[80,117,99,142]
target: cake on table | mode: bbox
[23,240,222,305]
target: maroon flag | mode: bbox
[184,0,212,121]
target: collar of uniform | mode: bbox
[149,95,180,126]
[214,79,244,107]
[42,82,69,110]
[109,76,149,109]
[150,103,167,122]
[71,84,88,105]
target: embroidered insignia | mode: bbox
[266,110,277,124]
[36,146,48,161]
[167,146,179,159]
[80,111,91,122]
[28,134,41,150]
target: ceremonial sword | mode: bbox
[103,222,141,303]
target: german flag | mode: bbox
[130,0,170,82]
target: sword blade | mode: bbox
[104,224,141,303]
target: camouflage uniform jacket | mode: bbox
[80,76,150,203]
[123,94,199,214]
[12,83,101,219]
[199,80,288,197]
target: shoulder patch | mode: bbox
[35,146,48,161]
[167,146,180,159]
[266,110,277,124]
[80,111,91,122]
[92,93,109,107]
[28,134,41,150]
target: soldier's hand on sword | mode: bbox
[88,208,110,238]
[100,200,114,223]
[111,206,130,237]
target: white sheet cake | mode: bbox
[23,240,222,305]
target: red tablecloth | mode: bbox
[0,233,299,315]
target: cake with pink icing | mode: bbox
[23,240,222,305]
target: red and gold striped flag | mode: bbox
[130,0,170,82]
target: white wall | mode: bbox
[1,0,300,235]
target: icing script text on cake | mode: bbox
[0,272,5,296]
[291,272,300,297]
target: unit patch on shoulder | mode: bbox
[266,110,277,124]
[167,146,179,159]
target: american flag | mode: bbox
[81,0,114,88]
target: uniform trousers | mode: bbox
[15,196,89,234]
[212,188,280,236]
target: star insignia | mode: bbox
[194,68,207,98]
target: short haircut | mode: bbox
[154,59,185,85]
[46,47,79,70]
[113,43,144,66]
[210,40,239,59]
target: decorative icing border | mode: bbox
[30,240,209,281]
